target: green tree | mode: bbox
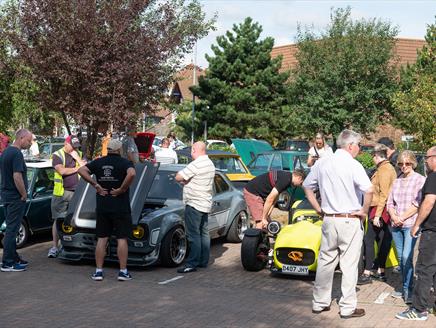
[290,7,399,139]
[191,17,296,145]
[392,19,436,149]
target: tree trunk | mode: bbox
[61,110,71,135]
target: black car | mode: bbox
[0,159,54,248]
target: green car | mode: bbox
[0,159,54,248]
[232,139,308,210]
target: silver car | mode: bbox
[57,162,248,267]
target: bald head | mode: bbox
[14,129,33,150]
[191,141,206,160]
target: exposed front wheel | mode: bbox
[160,226,187,267]
[277,191,291,211]
[241,230,269,271]
[226,211,249,243]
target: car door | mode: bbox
[208,174,232,235]
[26,167,54,231]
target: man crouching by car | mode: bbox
[243,169,306,229]
[78,139,136,281]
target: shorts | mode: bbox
[243,188,264,223]
[96,211,132,239]
[51,190,74,220]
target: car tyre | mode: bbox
[277,191,291,211]
[16,220,29,249]
[241,232,268,271]
[160,226,187,267]
[226,211,248,243]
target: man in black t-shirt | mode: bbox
[243,169,305,229]
[78,139,136,282]
[0,129,33,272]
[396,146,436,321]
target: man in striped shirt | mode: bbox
[175,141,215,273]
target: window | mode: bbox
[214,174,229,194]
[34,168,54,193]
[271,154,282,170]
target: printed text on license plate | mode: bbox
[282,264,309,275]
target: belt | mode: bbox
[325,213,360,219]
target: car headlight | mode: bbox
[267,220,281,235]
[132,225,145,239]
[61,222,74,234]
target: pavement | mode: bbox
[1,229,435,328]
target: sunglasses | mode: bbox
[424,155,435,160]
[397,162,413,167]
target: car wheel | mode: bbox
[160,226,187,267]
[226,211,249,243]
[16,221,30,249]
[241,232,269,271]
[277,191,291,211]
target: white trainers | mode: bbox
[47,247,59,258]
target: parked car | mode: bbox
[39,142,64,158]
[176,148,255,190]
[206,139,229,149]
[241,200,398,276]
[57,162,249,267]
[277,139,310,152]
[0,159,54,248]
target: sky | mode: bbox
[186,0,435,68]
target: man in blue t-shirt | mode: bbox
[0,129,33,272]
[78,139,136,281]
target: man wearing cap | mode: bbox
[48,135,86,258]
[78,139,136,281]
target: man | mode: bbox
[78,139,136,281]
[307,132,333,167]
[303,129,373,319]
[122,129,139,164]
[243,169,306,229]
[168,131,182,150]
[0,129,33,272]
[396,146,436,321]
[155,137,178,164]
[175,141,215,273]
[48,135,86,258]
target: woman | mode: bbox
[307,132,333,167]
[387,150,425,303]
[358,144,396,285]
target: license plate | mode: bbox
[282,264,309,275]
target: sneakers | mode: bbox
[392,266,401,274]
[47,247,59,258]
[177,266,197,273]
[16,258,29,267]
[1,263,27,272]
[91,271,104,281]
[391,291,403,299]
[371,272,387,282]
[396,308,428,321]
[357,274,372,285]
[118,271,132,281]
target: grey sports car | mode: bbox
[57,162,248,267]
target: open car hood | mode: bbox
[135,132,155,159]
[67,161,159,228]
[231,139,273,167]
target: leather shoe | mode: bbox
[312,306,330,314]
[340,308,365,319]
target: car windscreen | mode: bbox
[287,141,309,152]
[248,153,273,170]
[147,171,183,200]
[210,157,248,174]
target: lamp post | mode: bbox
[191,42,197,145]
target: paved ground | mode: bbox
[1,230,435,328]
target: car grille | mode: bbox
[275,248,315,266]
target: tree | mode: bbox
[190,17,296,145]
[0,0,214,157]
[290,7,399,139]
[392,20,436,149]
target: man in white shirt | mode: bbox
[175,141,215,273]
[155,138,178,164]
[303,129,373,319]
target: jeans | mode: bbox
[391,226,418,298]
[184,205,210,268]
[2,200,26,266]
[412,230,436,312]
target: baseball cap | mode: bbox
[377,137,394,149]
[66,135,81,149]
[107,138,123,151]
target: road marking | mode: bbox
[374,292,390,304]
[158,276,184,285]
